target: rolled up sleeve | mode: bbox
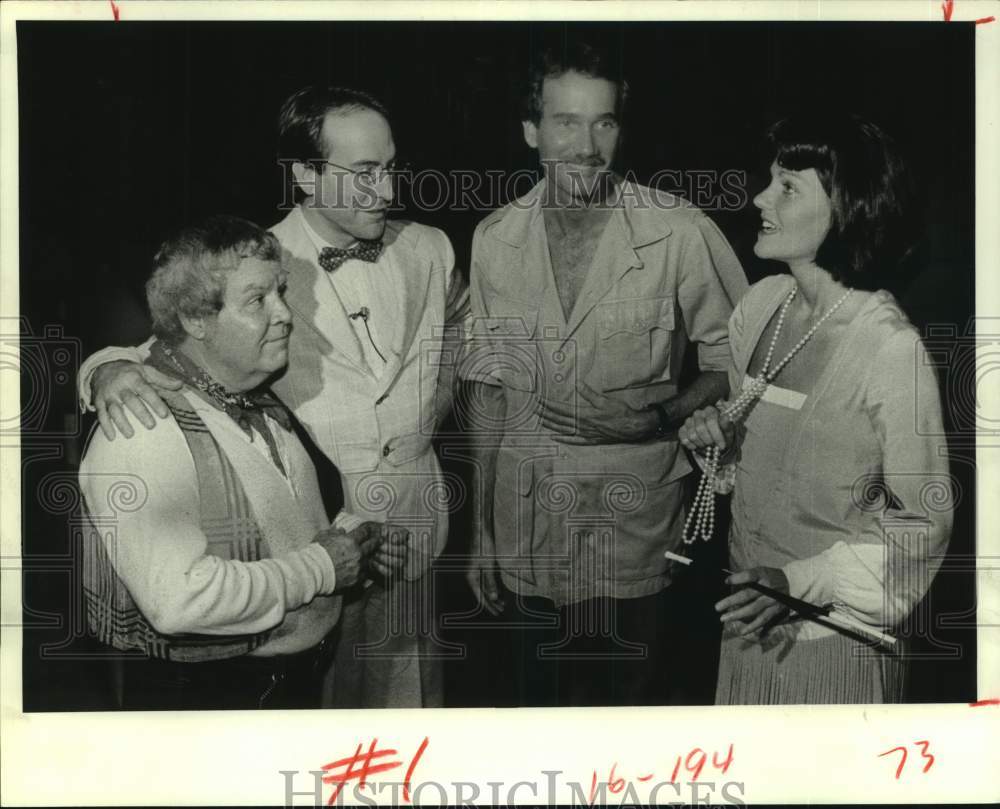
[458,224,504,387]
[676,213,748,373]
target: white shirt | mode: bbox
[298,208,402,378]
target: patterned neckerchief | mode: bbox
[147,340,292,475]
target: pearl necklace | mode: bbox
[682,284,853,544]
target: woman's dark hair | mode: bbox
[767,113,918,290]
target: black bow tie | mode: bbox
[318,240,383,273]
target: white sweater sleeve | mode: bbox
[79,416,337,636]
[783,331,953,628]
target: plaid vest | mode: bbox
[82,389,270,662]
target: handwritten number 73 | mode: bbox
[878,740,935,779]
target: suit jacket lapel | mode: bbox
[374,222,433,397]
[273,210,371,376]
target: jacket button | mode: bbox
[376,394,388,405]
[382,444,391,458]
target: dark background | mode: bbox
[17,21,977,709]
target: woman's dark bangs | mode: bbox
[774,140,830,174]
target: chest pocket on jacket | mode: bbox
[481,302,539,393]
[596,296,675,392]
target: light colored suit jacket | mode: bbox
[269,209,465,571]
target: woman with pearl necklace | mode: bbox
[679,114,953,704]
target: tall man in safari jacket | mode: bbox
[79,86,468,708]
[460,41,748,705]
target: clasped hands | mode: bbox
[316,521,410,592]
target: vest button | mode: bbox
[382,444,391,458]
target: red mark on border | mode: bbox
[713,743,735,774]
[109,0,120,21]
[969,697,999,706]
[607,763,626,794]
[878,745,908,780]
[320,737,428,805]
[591,744,734,800]
[941,0,994,23]
[914,740,936,773]
[879,741,937,779]
[322,740,402,805]
[401,736,429,804]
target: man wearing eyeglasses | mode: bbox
[77,86,468,709]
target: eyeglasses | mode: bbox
[318,159,411,186]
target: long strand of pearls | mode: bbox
[682,285,853,544]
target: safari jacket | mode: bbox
[463,179,748,605]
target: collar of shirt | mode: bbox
[295,206,393,372]
[296,205,360,257]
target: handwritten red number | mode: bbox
[322,739,401,805]
[402,737,429,803]
[590,744,733,797]
[685,748,707,781]
[878,745,908,780]
[879,742,936,779]
[322,737,428,805]
[914,740,935,773]
[608,763,625,794]
[713,744,735,774]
